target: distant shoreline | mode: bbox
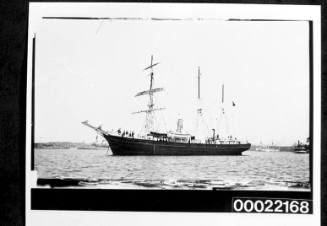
[250,145,295,152]
[34,142,108,150]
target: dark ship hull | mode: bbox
[103,134,251,156]
[294,145,310,154]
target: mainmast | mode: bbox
[194,67,208,142]
[197,66,202,114]
[133,55,164,134]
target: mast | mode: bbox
[197,66,202,114]
[194,67,208,142]
[133,55,165,134]
[221,84,225,114]
[198,66,201,100]
[217,84,231,138]
[222,84,224,104]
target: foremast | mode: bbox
[133,55,165,135]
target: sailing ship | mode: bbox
[82,56,251,155]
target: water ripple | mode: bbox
[35,149,310,190]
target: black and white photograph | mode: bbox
[26,2,321,226]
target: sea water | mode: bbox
[35,148,310,190]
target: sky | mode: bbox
[33,17,310,146]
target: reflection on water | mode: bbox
[35,149,310,190]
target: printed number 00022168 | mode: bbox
[232,198,312,214]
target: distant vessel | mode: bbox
[293,139,310,154]
[83,56,251,155]
[255,143,280,152]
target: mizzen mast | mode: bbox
[133,55,165,133]
[222,84,224,104]
[221,84,225,114]
[216,84,230,138]
[198,66,201,100]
